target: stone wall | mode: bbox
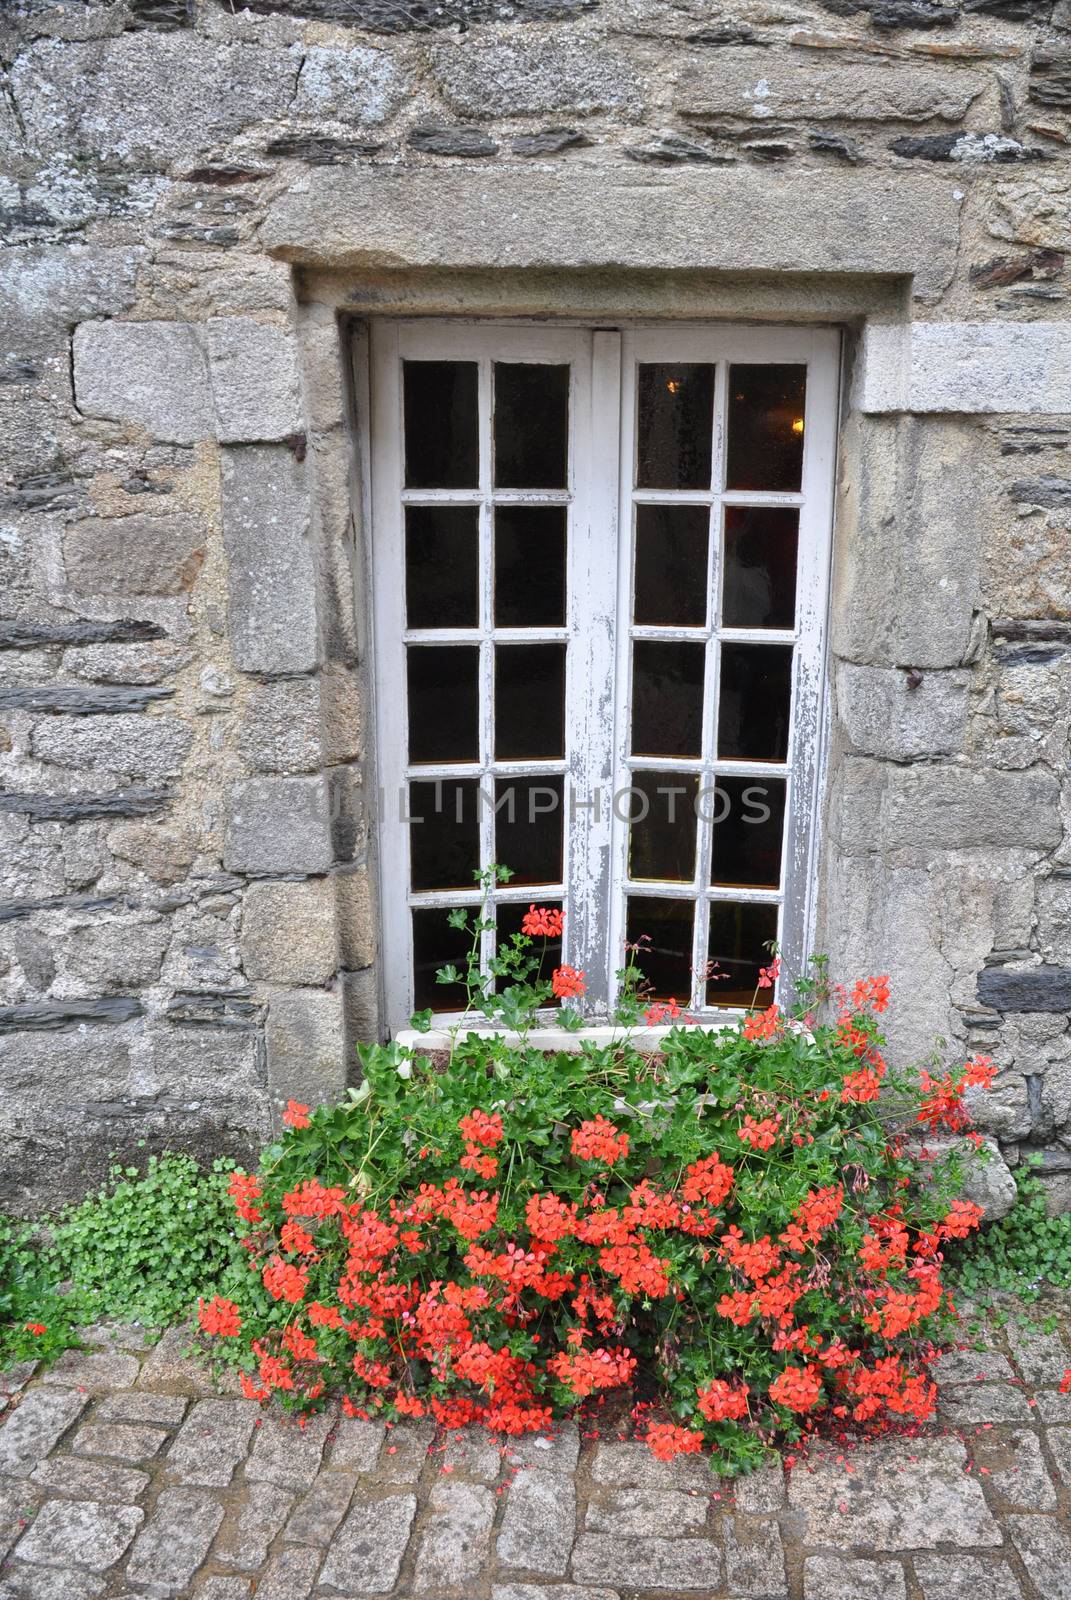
[1,0,1070,1210]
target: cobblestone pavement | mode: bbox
[1,1311,1071,1599]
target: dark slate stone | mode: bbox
[0,789,173,822]
[869,0,957,26]
[0,361,40,386]
[0,620,165,651]
[0,686,173,715]
[977,965,1071,1013]
[994,644,1066,665]
[164,993,262,1028]
[153,221,240,246]
[965,0,1054,18]
[182,165,270,185]
[742,139,795,161]
[119,474,174,496]
[1030,50,1071,111]
[0,473,84,516]
[685,25,763,43]
[511,127,592,156]
[408,125,499,157]
[625,135,722,165]
[808,131,863,162]
[970,254,1034,288]
[890,132,1046,161]
[0,999,144,1033]
[125,0,194,26]
[998,425,1070,455]
[242,0,595,27]
[1009,475,1071,509]
[264,134,384,165]
[0,894,123,925]
[993,619,1071,645]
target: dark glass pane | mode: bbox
[726,364,806,492]
[495,644,566,759]
[405,506,479,629]
[495,506,567,627]
[494,364,569,489]
[710,776,786,890]
[495,776,564,886]
[408,779,479,892]
[716,643,793,763]
[631,641,705,758]
[626,897,694,1005]
[722,507,798,630]
[413,907,472,1012]
[404,361,479,489]
[634,504,709,627]
[706,901,779,1008]
[636,364,715,490]
[495,899,562,997]
[627,772,699,884]
[407,645,479,764]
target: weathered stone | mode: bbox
[722,1512,787,1596]
[206,318,303,444]
[408,124,499,157]
[224,778,333,876]
[136,1324,229,1397]
[913,1552,1022,1600]
[0,1478,40,1561]
[14,1499,142,1572]
[318,1489,416,1593]
[236,676,325,775]
[107,823,196,886]
[585,1487,707,1536]
[292,44,408,125]
[0,997,143,1034]
[435,38,637,117]
[511,128,592,155]
[30,1456,150,1504]
[572,1534,722,1590]
[788,1437,1002,1549]
[166,1398,258,1487]
[261,168,962,303]
[732,1458,785,1512]
[413,1479,495,1590]
[891,132,1047,163]
[626,134,722,164]
[932,1345,1016,1384]
[12,35,299,169]
[324,1416,385,1472]
[32,713,191,782]
[1030,48,1071,109]
[72,323,213,445]
[220,446,319,674]
[284,1471,356,1544]
[492,1589,619,1600]
[65,642,191,686]
[245,1412,332,1489]
[835,664,969,758]
[63,514,206,596]
[881,766,1062,852]
[252,1546,321,1600]
[978,966,1071,1013]
[442,1426,503,1482]
[265,985,349,1109]
[71,1422,168,1461]
[125,1486,225,1592]
[1005,1320,1071,1383]
[196,1580,252,1600]
[0,246,140,329]
[804,1554,908,1600]
[497,1468,575,1576]
[989,176,1071,253]
[858,321,1071,415]
[264,132,384,164]
[967,1427,1057,1510]
[0,1565,106,1600]
[676,52,981,122]
[590,1440,711,1491]
[214,1481,293,1570]
[375,1419,434,1482]
[1007,1514,1071,1599]
[241,877,337,984]
[0,620,165,652]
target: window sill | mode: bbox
[394,1018,745,1053]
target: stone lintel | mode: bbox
[858,320,1071,414]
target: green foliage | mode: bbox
[947,1161,1071,1304]
[44,1154,244,1332]
[0,1217,84,1367]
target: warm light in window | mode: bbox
[666,380,681,395]
[791,417,804,435]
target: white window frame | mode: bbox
[367,320,840,1038]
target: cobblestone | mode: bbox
[0,1309,1068,1598]
[41,1353,140,1393]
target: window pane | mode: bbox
[631,641,705,759]
[716,642,793,762]
[726,364,806,492]
[722,507,798,630]
[494,776,564,886]
[633,504,709,627]
[636,363,715,491]
[409,779,479,892]
[495,505,567,627]
[408,645,479,764]
[495,899,562,997]
[626,897,694,1005]
[710,776,786,890]
[404,361,479,489]
[495,644,566,759]
[494,363,569,489]
[627,772,699,884]
[706,902,779,1008]
[405,506,479,629]
[413,907,472,1012]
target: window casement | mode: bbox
[368,321,839,1036]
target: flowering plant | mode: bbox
[201,937,994,1476]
